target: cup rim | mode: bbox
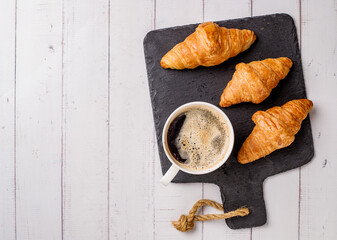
[162,101,234,175]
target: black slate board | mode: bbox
[143,13,314,229]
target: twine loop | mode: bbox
[172,199,249,232]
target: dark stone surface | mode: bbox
[143,14,314,229]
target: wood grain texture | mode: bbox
[204,0,251,21]
[0,0,16,239]
[15,0,62,239]
[251,1,301,240]
[62,0,109,239]
[109,0,155,239]
[156,0,203,28]
[300,0,337,239]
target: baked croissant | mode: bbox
[220,57,293,107]
[160,22,256,69]
[238,99,313,164]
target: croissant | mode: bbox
[160,22,256,69]
[238,99,313,164]
[220,57,293,107]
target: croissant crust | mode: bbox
[220,57,293,107]
[160,22,256,69]
[238,99,313,164]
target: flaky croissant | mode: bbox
[238,99,313,164]
[160,22,256,69]
[220,57,293,107]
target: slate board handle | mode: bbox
[218,180,267,229]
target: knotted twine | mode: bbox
[172,199,249,232]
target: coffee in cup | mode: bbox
[166,106,230,171]
[160,102,234,186]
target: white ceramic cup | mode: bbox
[160,101,234,186]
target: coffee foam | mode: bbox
[172,107,229,171]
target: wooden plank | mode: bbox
[108,0,155,239]
[62,0,109,239]
[204,0,251,22]
[0,0,16,239]
[156,0,203,28]
[153,1,204,239]
[251,1,301,240]
[203,1,252,239]
[15,0,62,239]
[300,0,337,239]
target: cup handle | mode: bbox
[160,165,180,186]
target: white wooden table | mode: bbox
[0,0,336,239]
